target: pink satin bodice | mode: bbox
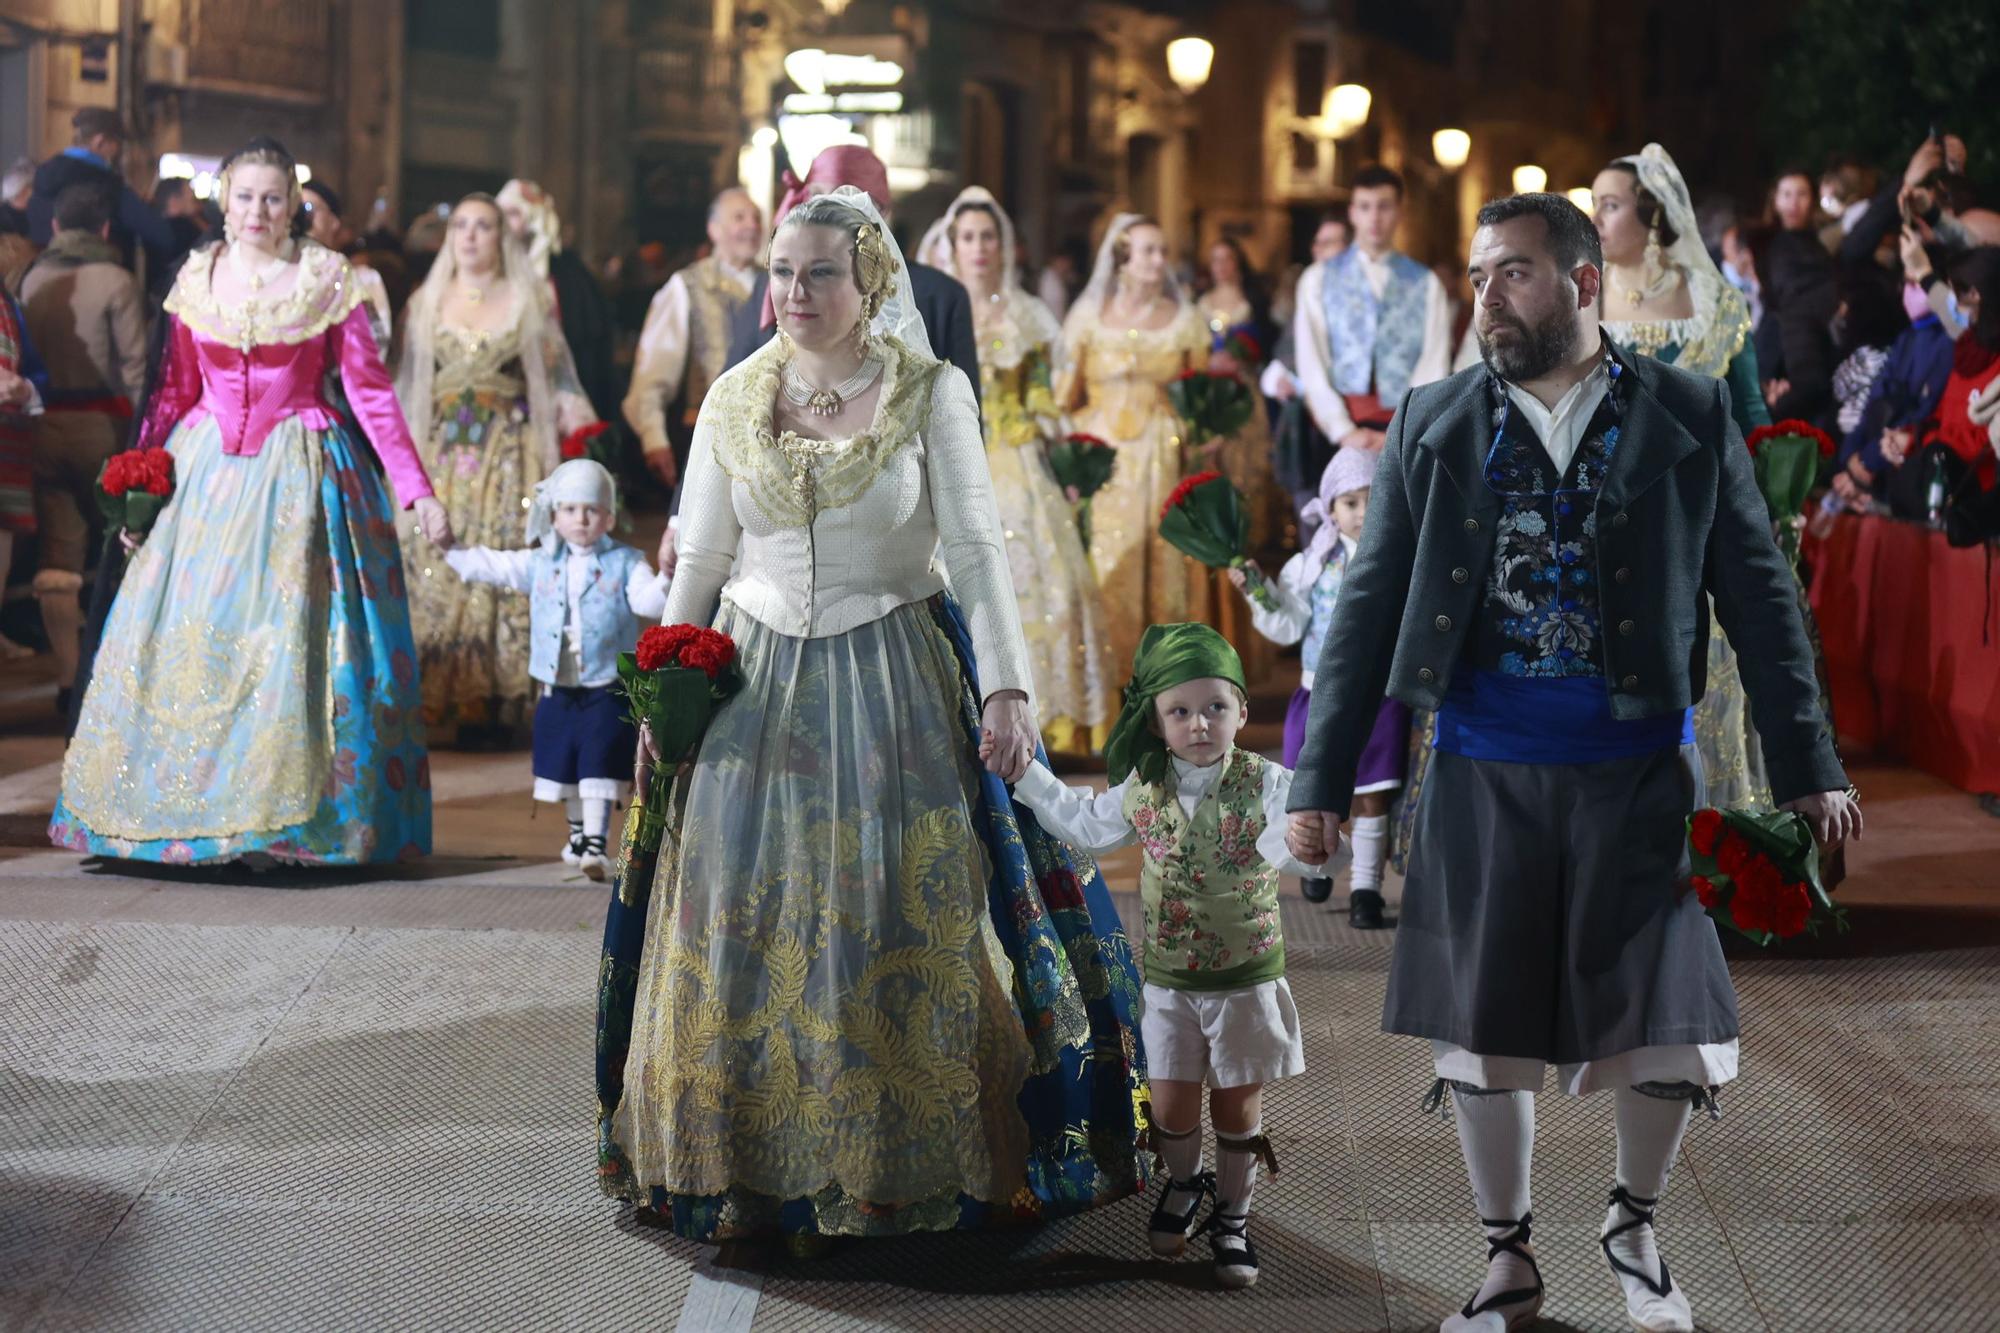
[138,304,434,508]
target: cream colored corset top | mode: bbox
[662,335,1035,705]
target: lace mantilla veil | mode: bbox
[1616,143,1724,297]
[781,185,932,361]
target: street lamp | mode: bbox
[1165,37,1214,95]
[1322,83,1372,137]
[1512,164,1548,194]
[1432,128,1470,170]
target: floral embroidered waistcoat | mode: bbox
[1121,747,1285,992]
[1301,544,1349,679]
[527,538,648,685]
[1466,375,1625,679]
[682,256,751,423]
[1320,248,1429,398]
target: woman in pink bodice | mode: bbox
[50,137,456,866]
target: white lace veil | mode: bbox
[1614,144,1722,291]
[1063,212,1187,344]
[775,185,931,359]
[920,186,1020,291]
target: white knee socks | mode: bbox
[1349,813,1389,894]
[1214,1121,1264,1217]
[582,796,611,850]
[563,795,584,849]
[1606,1087,1695,1331]
[1445,1087,1540,1329]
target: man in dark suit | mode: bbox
[1285,193,1859,1333]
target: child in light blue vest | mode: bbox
[1230,447,1411,926]
[443,459,669,877]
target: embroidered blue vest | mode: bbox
[1320,249,1430,398]
[1300,545,1348,677]
[1435,366,1690,763]
[527,538,648,686]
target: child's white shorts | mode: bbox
[1141,978,1305,1088]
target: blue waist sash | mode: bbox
[1433,668,1691,765]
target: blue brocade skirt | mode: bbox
[49,416,431,865]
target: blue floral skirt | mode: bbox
[49,417,431,865]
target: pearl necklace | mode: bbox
[781,356,883,418]
[228,243,288,291]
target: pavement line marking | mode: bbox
[673,1260,763,1332]
[0,759,62,814]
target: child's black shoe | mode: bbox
[1147,1171,1215,1257]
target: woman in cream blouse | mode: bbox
[595,188,1150,1249]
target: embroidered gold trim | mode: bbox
[165,242,364,352]
[707,334,946,529]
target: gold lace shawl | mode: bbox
[164,242,362,352]
[705,334,946,529]
[1603,265,1752,380]
[972,286,1061,374]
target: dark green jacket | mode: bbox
[1289,338,1845,817]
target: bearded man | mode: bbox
[1285,193,1860,1333]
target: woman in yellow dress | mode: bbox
[1057,215,1212,677]
[1197,237,1284,552]
[394,193,596,739]
[923,187,1112,753]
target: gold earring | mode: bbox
[1644,224,1664,283]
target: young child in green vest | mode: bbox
[998,622,1344,1290]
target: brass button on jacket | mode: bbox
[1418,667,1436,683]
[1452,567,1470,584]
[1434,615,1452,632]
[1463,518,1480,532]
[1619,619,1636,636]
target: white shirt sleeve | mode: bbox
[660,407,741,629]
[1257,763,1341,876]
[1294,263,1357,443]
[622,272,692,458]
[1013,761,1139,856]
[625,559,671,621]
[443,545,536,593]
[1411,271,1454,389]
[1247,551,1313,646]
[1258,358,1296,399]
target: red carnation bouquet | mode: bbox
[1686,806,1847,945]
[95,447,176,545]
[617,624,743,854]
[560,421,617,468]
[1160,470,1279,611]
[1222,328,1264,367]
[1167,370,1255,450]
[1743,418,1835,568]
[1047,432,1118,544]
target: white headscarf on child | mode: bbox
[526,458,617,554]
[1300,447,1378,583]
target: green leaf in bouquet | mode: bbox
[1159,473,1253,569]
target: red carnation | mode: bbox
[1715,831,1753,877]
[560,421,612,461]
[1162,470,1225,518]
[1691,874,1722,910]
[1745,418,1836,459]
[1729,875,1773,934]
[1063,432,1111,451]
[1689,808,1724,858]
[1174,368,1203,381]
[1768,879,1812,937]
[634,624,691,672]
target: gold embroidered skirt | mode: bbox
[612,599,1035,1231]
